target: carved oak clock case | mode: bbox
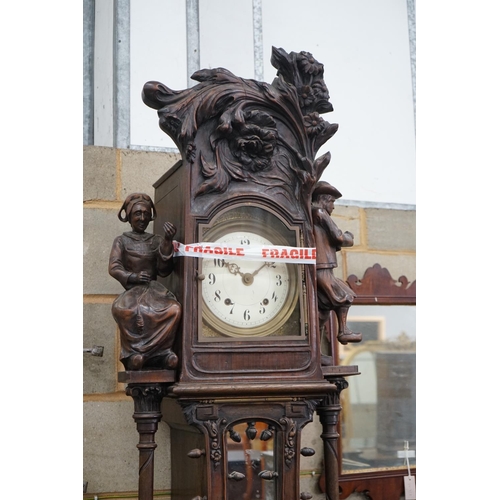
[154,166,323,387]
[143,47,356,500]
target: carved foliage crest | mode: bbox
[142,47,338,213]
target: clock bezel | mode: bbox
[197,203,306,342]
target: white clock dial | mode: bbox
[201,231,292,335]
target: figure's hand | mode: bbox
[163,221,177,241]
[130,271,152,284]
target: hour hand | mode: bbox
[225,262,244,277]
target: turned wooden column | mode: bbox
[120,370,176,500]
[316,378,349,500]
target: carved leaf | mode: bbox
[270,46,297,84]
[195,153,230,197]
[313,121,339,153]
[313,152,331,182]
[142,81,182,110]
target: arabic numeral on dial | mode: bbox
[271,291,278,303]
[214,258,225,267]
[214,290,222,302]
[241,237,250,245]
[208,273,216,285]
[243,309,251,321]
[226,299,236,314]
[275,275,282,286]
[259,303,266,314]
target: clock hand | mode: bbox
[224,261,260,286]
[251,262,274,277]
[225,261,274,286]
[224,262,245,277]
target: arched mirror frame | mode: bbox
[322,264,416,500]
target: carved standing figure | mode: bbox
[312,182,362,350]
[109,193,181,370]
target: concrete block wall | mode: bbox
[83,146,415,498]
[83,146,181,497]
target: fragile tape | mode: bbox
[173,241,316,264]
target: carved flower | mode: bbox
[211,449,222,463]
[185,142,196,163]
[298,85,315,108]
[227,110,277,172]
[284,447,296,464]
[297,51,323,76]
[312,81,330,103]
[304,112,326,136]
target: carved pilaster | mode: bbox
[202,417,227,468]
[279,416,298,469]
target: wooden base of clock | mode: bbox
[144,366,357,500]
[120,368,358,500]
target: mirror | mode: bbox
[338,264,416,474]
[226,421,276,500]
[340,305,416,471]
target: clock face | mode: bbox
[199,206,301,339]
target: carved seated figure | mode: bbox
[312,181,362,353]
[109,193,181,371]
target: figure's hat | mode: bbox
[118,193,157,222]
[312,181,342,200]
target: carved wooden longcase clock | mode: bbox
[143,47,358,500]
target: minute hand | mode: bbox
[251,262,274,277]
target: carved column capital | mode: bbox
[126,383,168,414]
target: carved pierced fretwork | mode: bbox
[347,263,416,305]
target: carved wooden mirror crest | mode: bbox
[346,263,416,305]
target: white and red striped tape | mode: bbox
[173,241,316,264]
